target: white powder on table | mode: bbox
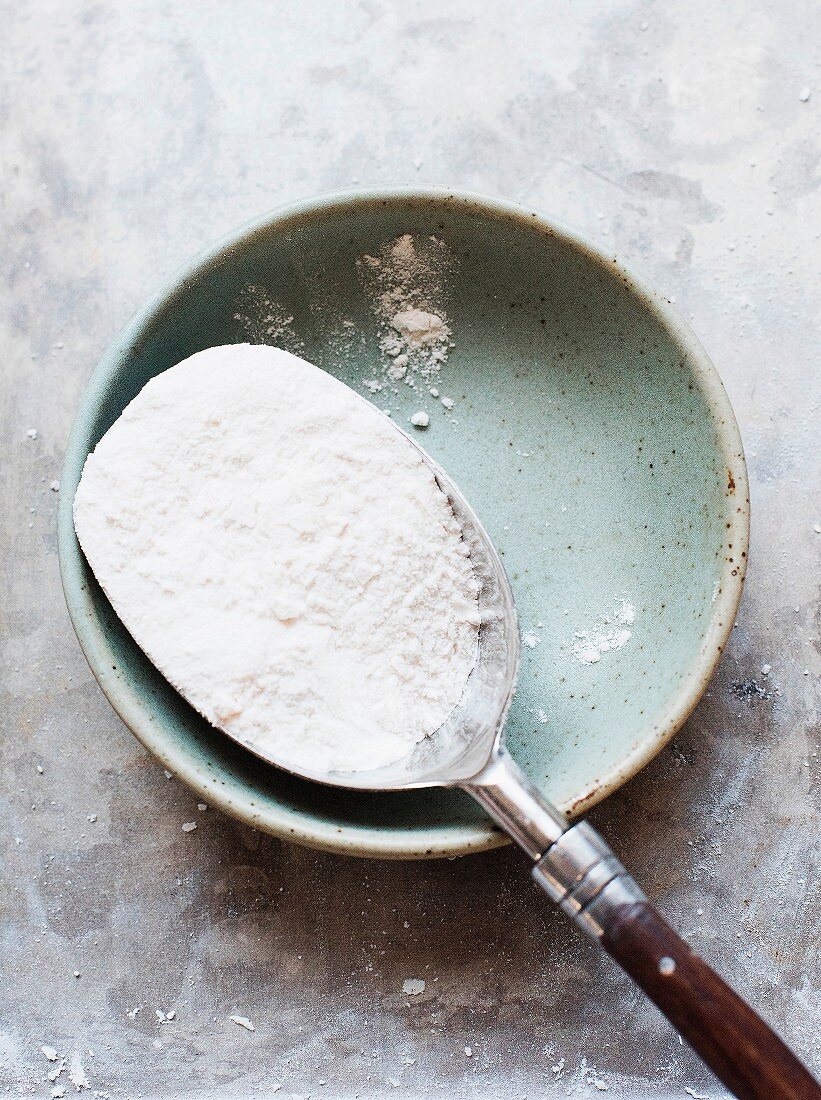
[67,1052,89,1091]
[74,345,479,775]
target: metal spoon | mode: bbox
[232,450,818,1100]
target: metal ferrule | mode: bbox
[464,751,646,939]
[532,822,646,938]
[573,876,648,938]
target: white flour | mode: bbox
[74,345,479,775]
[232,285,304,355]
[572,599,636,664]
[356,234,454,390]
[67,1053,89,1091]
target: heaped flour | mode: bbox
[73,345,479,774]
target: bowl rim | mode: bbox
[58,186,750,859]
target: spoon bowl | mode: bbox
[236,448,521,792]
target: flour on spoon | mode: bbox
[73,345,479,774]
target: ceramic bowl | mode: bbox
[59,189,749,859]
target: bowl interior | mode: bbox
[60,192,747,858]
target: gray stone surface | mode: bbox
[2,1,819,1096]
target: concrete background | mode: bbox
[2,1,819,1096]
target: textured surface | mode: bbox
[2,1,819,1097]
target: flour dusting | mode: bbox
[232,285,304,354]
[572,599,636,664]
[356,234,454,391]
[67,1053,89,1091]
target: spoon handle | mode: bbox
[464,751,819,1100]
[597,898,819,1100]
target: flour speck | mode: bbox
[572,599,635,664]
[67,1052,89,1091]
[231,286,303,355]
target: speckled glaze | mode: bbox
[58,189,749,859]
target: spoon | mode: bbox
[235,447,817,1100]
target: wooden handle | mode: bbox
[601,901,820,1100]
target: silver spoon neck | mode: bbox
[462,749,649,941]
[461,749,567,860]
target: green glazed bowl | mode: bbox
[59,189,749,859]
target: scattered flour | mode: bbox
[232,285,304,355]
[74,345,479,777]
[522,631,541,649]
[356,234,454,391]
[572,599,636,665]
[390,309,449,355]
[402,978,426,996]
[67,1052,89,1091]
[566,1056,610,1092]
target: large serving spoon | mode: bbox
[233,448,817,1100]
